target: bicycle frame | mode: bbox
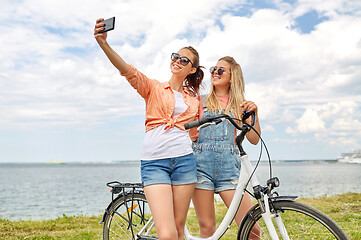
[184,114,288,240]
[184,153,281,240]
[102,112,349,240]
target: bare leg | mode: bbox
[220,190,260,239]
[172,183,196,240]
[192,189,216,237]
[144,183,195,240]
[219,190,252,225]
[143,184,177,240]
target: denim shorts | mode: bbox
[140,153,197,187]
[193,144,241,193]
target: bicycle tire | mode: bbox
[238,200,349,240]
[103,192,157,240]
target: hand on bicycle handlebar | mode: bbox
[241,101,258,114]
[241,101,258,123]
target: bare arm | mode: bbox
[241,100,261,145]
[94,18,130,74]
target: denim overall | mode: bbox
[192,96,241,193]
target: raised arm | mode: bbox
[94,18,130,74]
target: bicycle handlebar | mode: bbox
[184,111,256,131]
[184,116,212,130]
[185,111,257,156]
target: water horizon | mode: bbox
[0,158,340,165]
[1,161,360,221]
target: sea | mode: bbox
[0,161,360,220]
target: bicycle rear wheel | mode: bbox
[238,200,349,240]
[103,192,157,240]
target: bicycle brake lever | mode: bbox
[197,122,216,131]
[197,118,224,131]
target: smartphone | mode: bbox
[99,17,115,33]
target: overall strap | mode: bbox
[201,95,207,109]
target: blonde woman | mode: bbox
[190,56,261,237]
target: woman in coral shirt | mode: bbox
[94,18,204,240]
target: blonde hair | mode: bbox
[205,56,245,120]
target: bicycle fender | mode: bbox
[99,207,110,224]
[238,196,298,232]
[270,195,298,201]
[99,194,126,224]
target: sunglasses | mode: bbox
[171,53,194,67]
[210,66,230,76]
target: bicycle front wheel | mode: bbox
[103,192,157,240]
[238,200,349,240]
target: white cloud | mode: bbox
[1,0,249,129]
[331,118,361,134]
[1,0,361,161]
[292,0,344,17]
[296,109,326,133]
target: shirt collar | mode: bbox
[162,82,192,96]
[162,81,171,89]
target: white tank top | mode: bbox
[140,90,193,160]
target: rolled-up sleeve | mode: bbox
[120,64,156,99]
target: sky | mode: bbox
[1,0,361,163]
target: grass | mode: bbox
[1,193,359,239]
[0,214,102,240]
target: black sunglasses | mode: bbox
[210,66,230,76]
[171,53,194,67]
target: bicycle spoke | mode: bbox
[103,192,156,240]
[109,216,134,239]
[239,200,348,240]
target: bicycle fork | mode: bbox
[243,155,289,240]
[256,194,290,240]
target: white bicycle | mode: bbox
[100,112,349,240]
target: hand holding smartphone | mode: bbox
[99,17,115,33]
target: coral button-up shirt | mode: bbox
[121,65,199,132]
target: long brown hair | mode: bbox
[205,56,245,120]
[181,46,204,95]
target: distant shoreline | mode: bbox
[0,159,342,164]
